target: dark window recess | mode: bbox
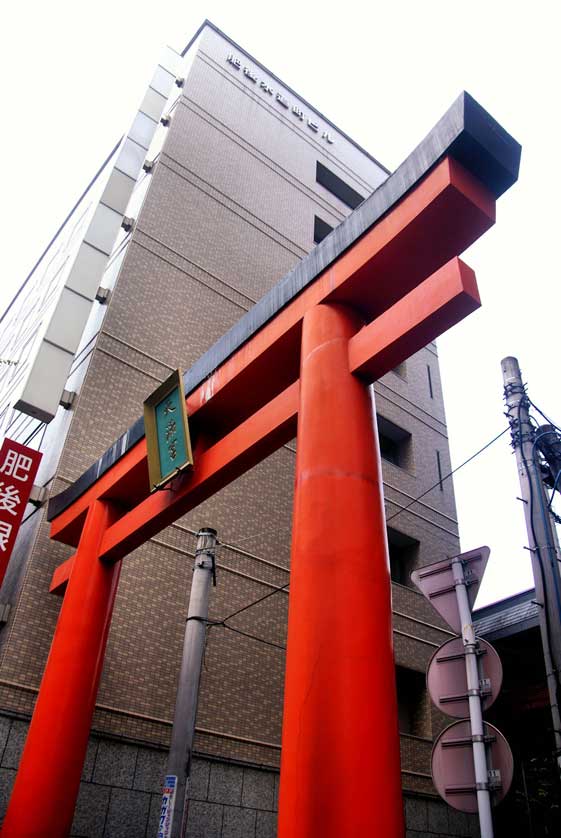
[392,361,406,378]
[313,215,334,244]
[396,666,427,736]
[427,364,434,398]
[436,450,444,490]
[387,527,419,587]
[377,414,411,469]
[316,161,365,210]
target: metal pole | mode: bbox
[158,527,217,838]
[451,557,494,838]
[501,356,561,772]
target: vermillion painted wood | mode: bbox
[1,500,121,837]
[278,304,405,837]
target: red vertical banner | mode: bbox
[0,438,42,586]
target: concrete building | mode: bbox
[0,21,480,837]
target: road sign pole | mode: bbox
[158,527,217,838]
[451,556,494,838]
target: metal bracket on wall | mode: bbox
[59,390,76,410]
[29,485,48,508]
[95,287,111,305]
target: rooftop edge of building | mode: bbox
[181,19,392,176]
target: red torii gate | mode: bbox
[1,93,519,837]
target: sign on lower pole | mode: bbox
[158,774,177,838]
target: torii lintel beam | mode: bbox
[46,92,520,575]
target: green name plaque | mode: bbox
[143,369,194,491]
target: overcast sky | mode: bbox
[1,1,560,606]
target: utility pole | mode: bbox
[158,527,218,838]
[501,356,561,772]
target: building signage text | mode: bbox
[226,54,334,144]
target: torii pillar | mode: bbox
[279,302,403,836]
[0,92,520,838]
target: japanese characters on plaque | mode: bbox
[226,53,334,145]
[144,369,194,492]
[0,438,42,583]
[161,397,179,463]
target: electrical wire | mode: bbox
[205,428,513,635]
[205,580,289,653]
[515,397,561,733]
[220,623,286,651]
[218,581,290,625]
[528,397,561,435]
[531,436,561,619]
[548,470,561,511]
[386,426,510,523]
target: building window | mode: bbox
[377,414,412,470]
[436,450,444,491]
[313,215,334,244]
[427,364,434,398]
[396,667,429,737]
[316,161,365,210]
[387,527,419,587]
[392,361,406,379]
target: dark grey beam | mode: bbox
[48,91,521,521]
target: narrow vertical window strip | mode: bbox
[427,364,434,398]
[436,450,444,491]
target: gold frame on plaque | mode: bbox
[143,369,193,491]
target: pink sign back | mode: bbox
[432,720,513,813]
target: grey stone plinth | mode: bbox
[1,721,28,769]
[427,798,449,834]
[405,796,428,831]
[190,758,211,800]
[81,739,99,782]
[0,767,16,820]
[242,767,275,810]
[256,810,276,838]
[103,787,151,838]
[208,762,243,806]
[93,741,137,789]
[71,782,110,838]
[186,800,223,838]
[133,747,167,793]
[0,718,12,764]
[222,804,256,838]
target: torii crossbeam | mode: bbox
[1,93,520,837]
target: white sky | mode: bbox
[1,0,560,607]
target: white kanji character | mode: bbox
[0,521,12,552]
[0,483,21,516]
[0,450,33,481]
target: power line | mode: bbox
[206,428,512,654]
[220,623,286,651]
[218,581,290,625]
[386,426,510,523]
